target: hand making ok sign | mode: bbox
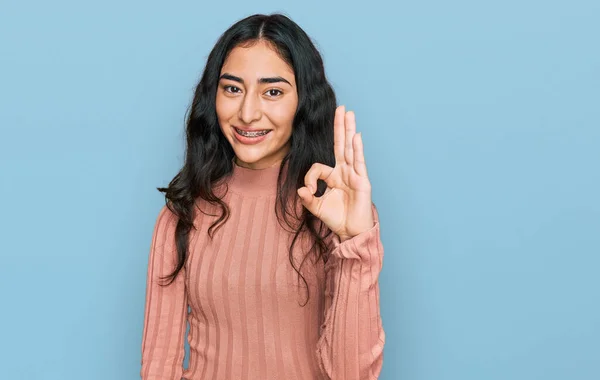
[297,105,375,242]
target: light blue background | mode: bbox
[1,1,598,379]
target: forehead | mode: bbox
[221,40,295,81]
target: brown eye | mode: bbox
[265,89,283,97]
[224,85,241,93]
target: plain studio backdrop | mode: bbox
[1,1,598,379]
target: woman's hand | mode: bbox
[297,105,374,242]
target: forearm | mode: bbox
[316,221,385,380]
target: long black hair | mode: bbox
[157,13,337,306]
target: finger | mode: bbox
[353,132,368,177]
[304,163,335,193]
[297,186,323,216]
[344,111,356,165]
[333,105,346,166]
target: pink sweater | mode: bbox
[140,160,385,379]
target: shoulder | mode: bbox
[152,203,180,241]
[155,203,178,224]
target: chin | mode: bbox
[232,149,261,162]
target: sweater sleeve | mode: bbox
[316,202,386,380]
[140,205,188,380]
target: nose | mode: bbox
[238,91,262,125]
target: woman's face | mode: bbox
[216,40,298,170]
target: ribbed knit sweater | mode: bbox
[140,159,385,379]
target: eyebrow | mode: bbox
[219,73,292,86]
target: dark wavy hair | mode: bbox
[157,13,337,306]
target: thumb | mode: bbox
[297,186,320,214]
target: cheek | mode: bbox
[269,98,297,131]
[215,93,235,122]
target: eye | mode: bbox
[265,89,283,97]
[223,85,241,94]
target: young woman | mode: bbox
[140,13,385,380]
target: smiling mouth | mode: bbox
[234,127,271,137]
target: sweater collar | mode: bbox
[224,157,288,197]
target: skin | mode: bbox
[298,106,375,242]
[216,39,375,241]
[216,39,298,170]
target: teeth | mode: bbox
[236,128,270,137]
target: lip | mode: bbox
[233,126,271,132]
[232,126,272,145]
